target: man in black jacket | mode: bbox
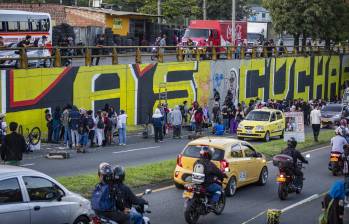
[1,122,26,165]
[113,165,147,224]
[194,146,227,207]
[281,137,308,188]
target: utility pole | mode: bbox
[232,0,236,45]
[203,0,207,20]
[157,0,162,24]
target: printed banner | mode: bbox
[284,112,305,142]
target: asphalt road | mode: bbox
[143,146,341,224]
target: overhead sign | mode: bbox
[284,112,305,142]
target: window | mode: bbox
[23,176,62,201]
[270,113,276,122]
[231,144,243,158]
[262,13,266,18]
[30,20,41,31]
[244,148,256,157]
[41,19,50,32]
[0,22,4,32]
[183,145,225,161]
[0,178,23,204]
[245,111,270,121]
[19,21,29,31]
[276,112,283,120]
[7,21,18,31]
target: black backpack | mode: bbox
[87,117,94,129]
[97,118,105,129]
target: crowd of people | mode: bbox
[45,104,127,152]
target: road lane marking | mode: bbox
[281,194,320,212]
[21,163,35,167]
[136,185,175,196]
[112,146,161,154]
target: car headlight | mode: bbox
[333,114,341,118]
[256,126,264,131]
[238,124,244,129]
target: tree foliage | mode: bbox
[263,0,349,45]
[206,0,251,20]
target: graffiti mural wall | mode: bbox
[1,55,348,134]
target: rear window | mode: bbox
[322,105,342,112]
[183,145,224,161]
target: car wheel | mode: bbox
[73,216,90,224]
[257,167,268,186]
[174,182,184,189]
[264,131,270,142]
[225,176,237,197]
[280,130,284,139]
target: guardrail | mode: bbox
[0,45,348,69]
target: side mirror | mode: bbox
[56,190,64,201]
[144,189,152,195]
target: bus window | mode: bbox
[19,21,29,31]
[30,20,40,31]
[7,21,18,31]
[0,22,4,32]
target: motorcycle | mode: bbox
[273,154,310,200]
[183,172,226,224]
[91,189,152,224]
[329,152,344,176]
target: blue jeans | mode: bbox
[118,123,126,144]
[223,119,229,131]
[79,133,88,146]
[206,183,222,203]
[52,126,61,142]
[130,207,143,224]
[64,126,72,145]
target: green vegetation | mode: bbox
[57,130,333,198]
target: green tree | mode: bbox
[206,0,251,20]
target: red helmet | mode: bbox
[340,119,347,127]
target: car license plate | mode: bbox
[183,191,194,199]
[330,157,338,162]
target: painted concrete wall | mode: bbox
[1,55,349,135]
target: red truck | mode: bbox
[180,20,247,50]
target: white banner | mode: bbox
[284,112,305,142]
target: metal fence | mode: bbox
[0,45,348,69]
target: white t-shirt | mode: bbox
[310,109,321,124]
[117,114,127,128]
[331,135,347,153]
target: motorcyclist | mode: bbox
[331,127,347,154]
[339,119,349,143]
[92,163,130,224]
[113,165,147,224]
[193,146,227,207]
[281,137,308,188]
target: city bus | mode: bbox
[0,10,52,47]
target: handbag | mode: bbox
[319,199,334,224]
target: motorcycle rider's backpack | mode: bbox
[91,183,115,212]
[194,111,203,123]
[192,161,205,184]
[318,199,334,224]
[87,117,94,129]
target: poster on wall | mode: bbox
[284,112,305,142]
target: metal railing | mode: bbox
[0,44,348,69]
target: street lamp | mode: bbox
[232,0,236,45]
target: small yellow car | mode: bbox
[237,108,285,141]
[173,137,268,196]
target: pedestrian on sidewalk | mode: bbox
[103,112,112,146]
[45,109,53,143]
[95,111,105,147]
[194,107,204,136]
[77,110,88,152]
[52,106,62,143]
[152,109,164,143]
[117,110,127,146]
[310,104,321,142]
[321,180,345,224]
[86,110,95,147]
[171,105,182,139]
[0,114,7,145]
[61,105,72,148]
[0,122,26,166]
[69,106,80,149]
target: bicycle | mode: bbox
[18,125,42,146]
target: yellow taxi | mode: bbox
[173,137,268,196]
[237,108,285,142]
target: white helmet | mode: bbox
[335,127,343,136]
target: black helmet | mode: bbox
[98,162,113,183]
[200,146,214,160]
[113,165,125,183]
[287,137,297,149]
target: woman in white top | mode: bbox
[117,110,127,146]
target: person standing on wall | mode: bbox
[310,104,321,142]
[117,110,127,146]
[92,34,105,66]
[0,122,26,166]
[159,34,167,56]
